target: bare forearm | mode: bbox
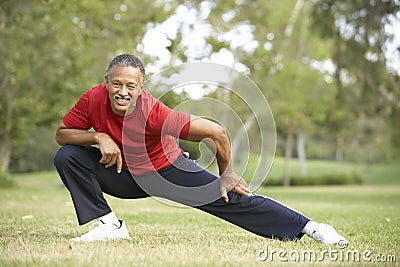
[55,127,102,147]
[185,116,250,201]
[202,132,232,175]
[186,116,232,175]
[55,122,123,172]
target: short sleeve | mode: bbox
[147,101,191,139]
[62,90,91,130]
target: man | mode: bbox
[54,54,348,245]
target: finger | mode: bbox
[105,156,117,168]
[242,186,251,193]
[220,188,229,202]
[99,155,109,164]
[237,178,249,187]
[233,186,251,196]
[116,153,122,173]
[238,179,250,193]
[237,189,251,196]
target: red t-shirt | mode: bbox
[62,84,191,176]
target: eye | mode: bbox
[128,85,136,90]
[112,82,120,88]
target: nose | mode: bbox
[119,85,128,95]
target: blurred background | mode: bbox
[0,0,399,185]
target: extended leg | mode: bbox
[134,155,309,241]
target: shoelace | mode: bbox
[80,220,121,238]
[92,219,121,229]
[88,220,102,232]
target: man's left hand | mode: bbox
[220,171,251,202]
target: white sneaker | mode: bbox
[71,220,131,242]
[310,223,348,246]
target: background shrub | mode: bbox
[264,172,363,186]
[0,170,16,188]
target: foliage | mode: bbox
[202,0,400,164]
[310,0,400,161]
[0,169,16,188]
[0,0,175,172]
[1,0,399,174]
[10,127,60,173]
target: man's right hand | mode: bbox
[96,133,123,173]
[55,122,123,173]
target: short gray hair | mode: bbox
[105,54,145,82]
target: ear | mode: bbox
[105,76,110,90]
[138,81,144,94]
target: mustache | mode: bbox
[113,94,132,101]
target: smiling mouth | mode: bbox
[114,94,132,105]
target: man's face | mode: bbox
[105,65,143,116]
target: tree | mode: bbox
[311,0,400,161]
[2,0,398,176]
[0,0,175,173]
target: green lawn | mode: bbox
[1,160,399,266]
[255,157,400,185]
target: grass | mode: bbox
[244,156,400,185]
[1,159,399,266]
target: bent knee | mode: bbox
[53,145,85,167]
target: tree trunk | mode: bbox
[297,127,306,176]
[0,100,12,172]
[284,0,305,38]
[336,136,344,161]
[231,114,255,163]
[283,122,294,187]
[0,73,12,172]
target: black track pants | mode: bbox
[54,145,309,240]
